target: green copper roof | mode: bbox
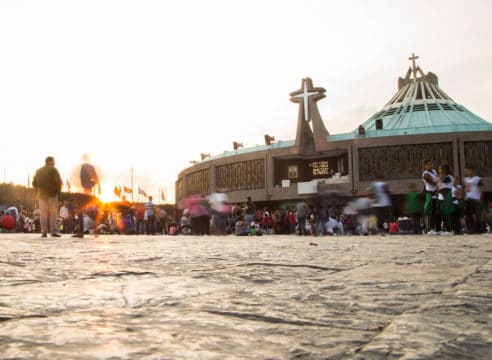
[329,57,492,141]
[200,140,295,163]
[195,56,492,165]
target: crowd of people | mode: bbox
[0,205,39,233]
[176,160,491,237]
[0,198,172,236]
[1,157,491,237]
[421,161,488,236]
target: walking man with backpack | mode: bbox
[72,154,101,238]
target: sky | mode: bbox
[1,0,491,203]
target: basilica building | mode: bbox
[175,55,492,209]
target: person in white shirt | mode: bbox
[438,163,454,235]
[353,191,373,235]
[59,201,72,234]
[324,216,339,235]
[371,176,392,234]
[463,165,484,234]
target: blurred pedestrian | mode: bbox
[405,183,422,234]
[451,175,466,235]
[72,154,102,238]
[208,192,231,235]
[437,163,454,235]
[353,190,373,235]
[244,196,256,230]
[186,194,211,235]
[422,159,439,235]
[32,156,63,238]
[134,203,145,234]
[371,175,392,235]
[295,198,309,236]
[463,165,484,234]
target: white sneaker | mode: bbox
[440,231,453,236]
[427,230,439,235]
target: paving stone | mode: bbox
[0,233,491,359]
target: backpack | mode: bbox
[80,163,96,190]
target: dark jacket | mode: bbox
[32,165,63,199]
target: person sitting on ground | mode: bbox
[325,216,342,236]
[168,222,178,235]
[234,216,249,236]
[249,221,263,236]
[180,212,191,235]
[1,211,16,232]
[389,219,399,234]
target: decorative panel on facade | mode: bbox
[216,159,265,192]
[358,143,453,180]
[185,169,210,196]
[464,141,492,176]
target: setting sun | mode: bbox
[98,182,117,203]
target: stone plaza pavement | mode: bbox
[0,233,491,359]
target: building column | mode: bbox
[210,166,216,194]
[264,153,273,199]
[350,144,359,194]
[452,136,459,180]
[458,137,465,180]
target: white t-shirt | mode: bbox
[372,181,391,207]
[422,169,438,192]
[324,217,339,234]
[464,176,482,200]
[59,206,70,219]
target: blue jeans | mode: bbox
[245,213,254,230]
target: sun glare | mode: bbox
[98,182,117,203]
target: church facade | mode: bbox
[175,55,492,209]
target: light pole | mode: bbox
[130,165,134,202]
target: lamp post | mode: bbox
[130,165,134,202]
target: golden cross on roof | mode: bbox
[408,52,419,80]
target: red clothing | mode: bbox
[287,211,296,225]
[2,215,15,230]
[135,206,145,220]
[389,221,399,234]
[262,215,272,228]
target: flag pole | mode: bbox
[131,165,134,202]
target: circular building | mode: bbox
[175,55,492,211]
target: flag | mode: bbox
[138,186,147,197]
[161,189,166,201]
[114,185,121,197]
[123,185,132,193]
[66,179,71,192]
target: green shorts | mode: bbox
[424,193,435,215]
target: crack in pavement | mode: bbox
[238,262,348,272]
